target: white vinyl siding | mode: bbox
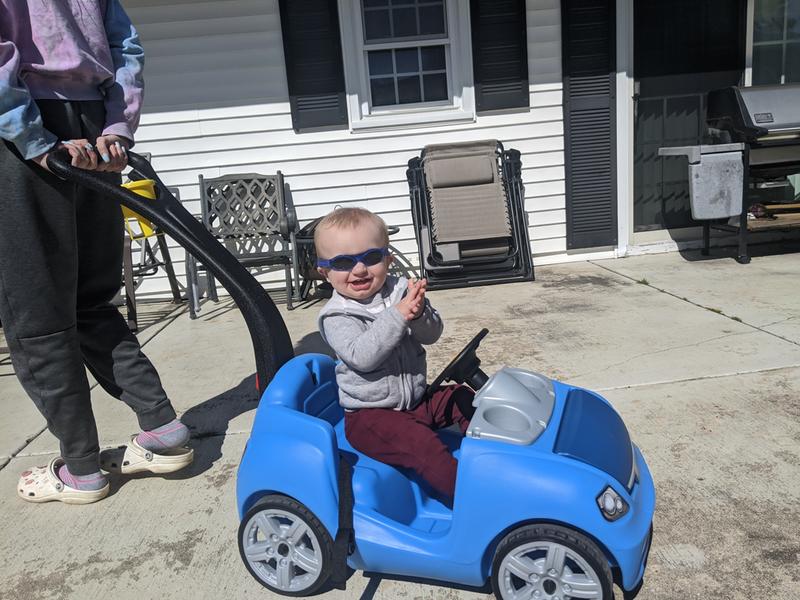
[124,0,567,298]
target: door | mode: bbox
[633,0,747,231]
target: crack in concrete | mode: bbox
[594,363,800,392]
[189,429,249,440]
[568,328,756,382]
[6,430,251,461]
[758,314,800,328]
[590,261,800,348]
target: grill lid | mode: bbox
[707,84,800,142]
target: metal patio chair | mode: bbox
[294,217,401,302]
[186,172,300,316]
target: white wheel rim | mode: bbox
[498,540,604,599]
[242,507,323,592]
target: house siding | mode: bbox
[124,0,567,297]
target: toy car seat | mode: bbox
[262,353,342,425]
[261,354,455,525]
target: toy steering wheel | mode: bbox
[428,328,490,393]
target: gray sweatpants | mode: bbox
[0,100,176,475]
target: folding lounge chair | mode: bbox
[407,140,534,290]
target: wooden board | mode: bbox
[747,212,800,231]
[764,203,800,212]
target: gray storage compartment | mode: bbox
[466,367,555,446]
[658,143,745,220]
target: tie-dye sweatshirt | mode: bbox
[0,0,144,159]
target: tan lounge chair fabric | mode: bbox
[421,139,500,159]
[422,140,511,244]
[424,155,496,188]
[429,184,511,242]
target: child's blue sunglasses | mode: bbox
[317,247,389,271]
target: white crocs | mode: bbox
[100,435,193,475]
[17,458,109,505]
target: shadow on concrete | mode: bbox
[298,569,490,598]
[104,374,259,494]
[677,235,800,263]
[131,300,187,332]
[355,572,491,599]
[105,333,337,492]
[294,331,335,358]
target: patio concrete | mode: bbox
[1,248,799,600]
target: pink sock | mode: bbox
[57,465,107,491]
[136,418,190,452]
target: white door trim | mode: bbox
[744,0,754,86]
[615,0,634,257]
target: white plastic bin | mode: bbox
[658,143,745,220]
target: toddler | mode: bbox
[315,207,474,505]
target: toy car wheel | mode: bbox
[492,524,613,600]
[238,494,333,596]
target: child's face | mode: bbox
[316,221,392,301]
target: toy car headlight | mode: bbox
[597,486,628,521]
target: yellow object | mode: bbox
[120,179,157,239]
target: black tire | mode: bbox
[238,494,333,596]
[491,524,614,600]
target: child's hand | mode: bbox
[397,278,427,321]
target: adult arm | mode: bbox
[101,0,145,145]
[0,34,57,159]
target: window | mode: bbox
[752,0,800,84]
[338,0,475,129]
[368,46,449,106]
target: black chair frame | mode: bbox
[407,142,534,290]
[188,172,300,315]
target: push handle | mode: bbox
[46,149,294,393]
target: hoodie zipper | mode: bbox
[398,344,408,409]
[384,292,408,410]
[321,278,411,409]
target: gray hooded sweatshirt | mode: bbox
[318,275,443,411]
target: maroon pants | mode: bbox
[344,385,475,503]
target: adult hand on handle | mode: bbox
[94,135,130,173]
[31,139,98,173]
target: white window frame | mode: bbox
[745,0,755,85]
[745,0,800,86]
[338,0,475,131]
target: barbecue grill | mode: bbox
[707,83,800,179]
[659,83,800,263]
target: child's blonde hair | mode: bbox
[314,207,390,251]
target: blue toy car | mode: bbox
[237,330,654,599]
[45,154,653,600]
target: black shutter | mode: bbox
[562,0,617,249]
[279,0,348,131]
[470,0,529,113]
